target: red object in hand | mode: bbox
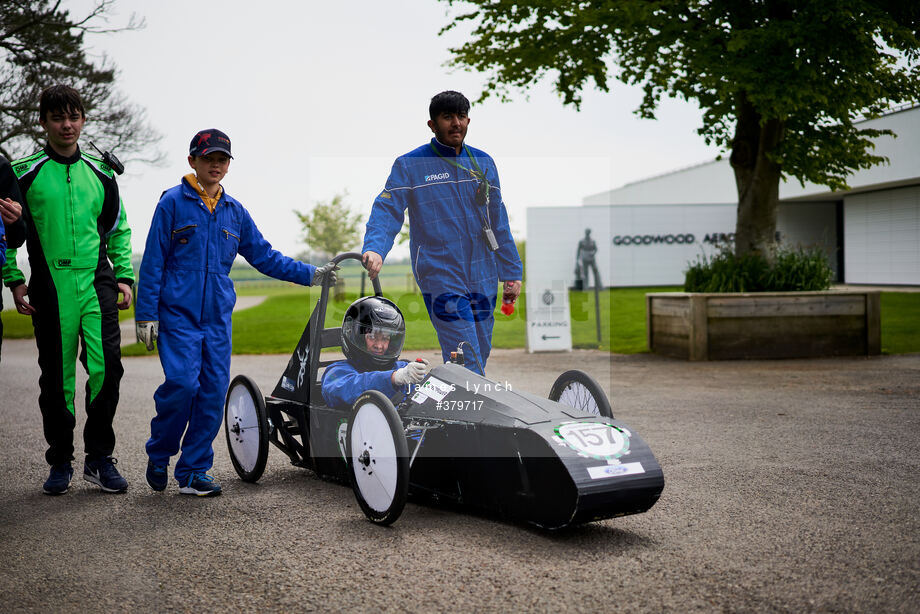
[501,301,515,316]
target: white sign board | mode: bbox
[524,280,572,352]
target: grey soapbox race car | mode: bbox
[223,252,664,528]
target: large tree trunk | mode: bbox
[729,93,785,259]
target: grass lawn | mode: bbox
[120,283,665,356]
[123,284,682,355]
[226,285,673,355]
[9,285,920,357]
[880,292,920,354]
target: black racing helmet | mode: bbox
[341,296,405,371]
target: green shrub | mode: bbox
[767,247,835,290]
[684,244,833,292]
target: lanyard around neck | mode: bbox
[428,142,498,238]
[428,142,494,236]
[428,143,485,181]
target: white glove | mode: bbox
[392,359,431,386]
[311,261,339,287]
[136,320,159,351]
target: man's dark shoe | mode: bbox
[146,461,168,492]
[43,463,74,495]
[83,456,128,493]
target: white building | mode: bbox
[534,104,919,288]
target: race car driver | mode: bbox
[321,296,430,410]
[135,128,337,496]
[361,91,523,372]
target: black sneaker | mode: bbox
[83,456,128,493]
[43,463,74,495]
[146,461,168,492]
[179,472,222,497]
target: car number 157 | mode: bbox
[555,422,630,460]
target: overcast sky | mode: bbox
[76,0,722,259]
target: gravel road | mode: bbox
[1,340,918,612]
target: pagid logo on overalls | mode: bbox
[424,172,450,182]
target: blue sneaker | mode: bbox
[146,461,168,492]
[43,463,73,495]
[179,473,222,497]
[83,456,128,493]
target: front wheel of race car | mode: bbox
[224,375,269,482]
[549,369,614,419]
[346,391,409,526]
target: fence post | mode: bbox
[688,294,709,361]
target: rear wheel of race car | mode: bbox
[224,375,269,482]
[549,369,614,419]
[347,391,409,526]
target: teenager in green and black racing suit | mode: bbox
[3,85,134,495]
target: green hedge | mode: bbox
[684,245,834,292]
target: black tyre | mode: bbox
[224,375,269,482]
[346,391,409,526]
[549,369,614,419]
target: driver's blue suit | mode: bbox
[321,359,409,409]
[362,138,523,370]
[136,177,315,483]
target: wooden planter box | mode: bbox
[646,291,881,361]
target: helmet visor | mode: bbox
[357,324,404,361]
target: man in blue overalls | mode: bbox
[362,91,522,372]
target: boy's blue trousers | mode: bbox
[145,322,231,484]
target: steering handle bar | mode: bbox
[330,252,382,296]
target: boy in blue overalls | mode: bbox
[135,129,336,495]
